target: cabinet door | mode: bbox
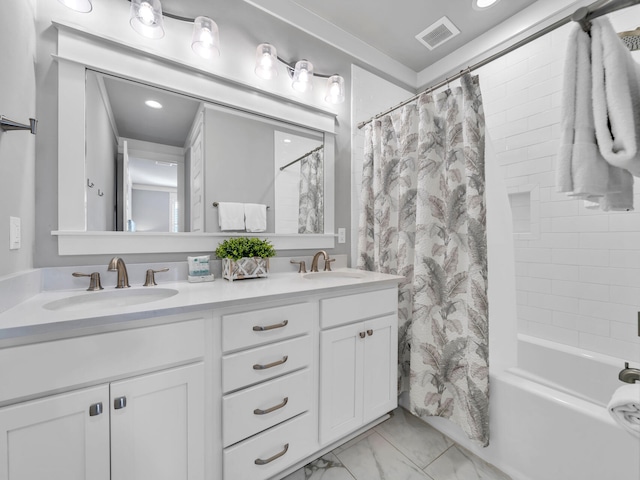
[110,363,205,480]
[319,322,364,445]
[0,385,110,480]
[363,314,398,423]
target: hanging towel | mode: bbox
[591,18,640,177]
[217,202,245,231]
[244,203,267,232]
[556,24,611,198]
[607,384,640,438]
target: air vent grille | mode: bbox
[415,16,460,51]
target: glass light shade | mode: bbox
[255,44,278,80]
[291,60,314,92]
[58,0,93,12]
[192,16,220,59]
[325,75,345,104]
[130,0,165,39]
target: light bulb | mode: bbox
[130,0,164,39]
[58,0,93,13]
[255,44,278,80]
[138,2,155,25]
[192,17,220,59]
[292,60,313,92]
[325,74,345,104]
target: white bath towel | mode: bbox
[591,18,640,176]
[217,202,245,231]
[607,384,640,438]
[556,23,634,210]
[556,25,611,198]
[244,203,267,232]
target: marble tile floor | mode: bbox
[282,407,511,480]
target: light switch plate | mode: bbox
[338,227,346,244]
[9,216,20,250]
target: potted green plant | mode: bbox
[215,237,276,281]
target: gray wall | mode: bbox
[32,0,361,268]
[0,0,36,277]
[132,189,171,232]
[85,72,117,231]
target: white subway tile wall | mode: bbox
[478,10,640,362]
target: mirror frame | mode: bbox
[53,21,336,255]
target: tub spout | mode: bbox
[618,362,640,384]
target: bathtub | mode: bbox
[408,335,640,480]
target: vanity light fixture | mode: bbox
[325,74,345,104]
[291,60,314,92]
[255,44,279,80]
[58,0,93,13]
[254,44,345,104]
[130,0,165,39]
[192,16,220,59]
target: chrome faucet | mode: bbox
[310,250,335,272]
[108,257,130,288]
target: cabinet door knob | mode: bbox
[253,397,289,415]
[89,402,103,416]
[254,443,289,465]
[367,329,373,336]
[114,396,127,410]
[359,332,366,339]
[253,319,288,331]
[253,355,289,370]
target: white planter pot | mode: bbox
[222,257,270,281]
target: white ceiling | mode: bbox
[256,0,539,72]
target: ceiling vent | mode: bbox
[415,16,460,50]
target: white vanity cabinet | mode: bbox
[0,315,207,480]
[318,288,398,445]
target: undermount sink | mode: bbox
[42,288,179,312]
[302,270,366,280]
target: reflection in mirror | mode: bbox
[274,132,323,234]
[85,70,326,234]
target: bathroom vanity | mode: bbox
[0,269,401,480]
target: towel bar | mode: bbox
[213,202,269,209]
[0,115,37,135]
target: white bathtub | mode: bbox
[412,335,640,480]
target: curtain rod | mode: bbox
[357,0,640,130]
[279,145,324,171]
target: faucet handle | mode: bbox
[324,258,336,271]
[72,272,104,291]
[143,268,169,287]
[290,259,307,273]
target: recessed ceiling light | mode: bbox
[283,138,292,143]
[145,100,163,109]
[474,0,500,10]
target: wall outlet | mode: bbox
[9,216,21,250]
[338,227,346,244]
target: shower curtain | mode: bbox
[357,74,489,446]
[298,150,324,233]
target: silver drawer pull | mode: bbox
[253,397,289,415]
[367,329,373,336]
[253,355,289,370]
[253,319,289,332]
[359,331,366,339]
[89,402,103,416]
[114,396,127,410]
[254,443,289,465]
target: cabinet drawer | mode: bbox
[320,288,397,329]
[224,411,316,480]
[0,317,205,404]
[222,368,312,447]
[222,335,312,393]
[222,303,313,352]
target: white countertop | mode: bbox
[0,269,403,347]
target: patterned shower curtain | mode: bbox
[298,150,324,233]
[357,74,489,446]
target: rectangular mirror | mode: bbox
[86,71,326,235]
